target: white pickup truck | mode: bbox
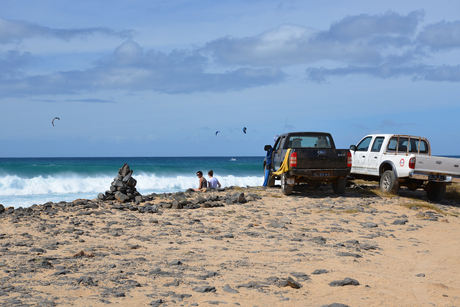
[349,134,460,201]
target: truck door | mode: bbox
[367,136,384,175]
[273,136,287,170]
[352,136,372,173]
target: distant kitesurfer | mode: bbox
[52,117,60,126]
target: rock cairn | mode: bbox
[98,163,142,204]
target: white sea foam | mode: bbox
[0,174,264,208]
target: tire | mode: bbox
[426,183,446,202]
[281,173,293,195]
[380,170,399,194]
[264,165,275,187]
[332,178,346,194]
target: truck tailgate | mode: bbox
[415,156,460,176]
[293,149,348,169]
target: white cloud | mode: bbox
[0,17,132,44]
[2,8,460,100]
[0,40,285,97]
[418,20,460,50]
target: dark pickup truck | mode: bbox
[263,132,352,195]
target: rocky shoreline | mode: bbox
[1,184,460,306]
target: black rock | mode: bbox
[329,278,360,287]
[337,252,362,258]
[312,269,329,275]
[114,191,130,203]
[53,269,71,276]
[119,163,130,177]
[393,219,409,225]
[193,286,216,293]
[286,277,302,288]
[223,284,239,293]
[362,222,378,228]
[150,299,164,307]
[290,272,310,281]
[78,276,97,286]
[29,247,46,253]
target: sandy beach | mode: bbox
[1,184,459,307]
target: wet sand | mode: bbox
[1,184,459,307]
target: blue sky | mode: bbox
[1,0,459,157]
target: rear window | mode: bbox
[287,135,332,148]
[388,136,429,153]
[409,138,429,153]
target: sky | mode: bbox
[1,0,459,157]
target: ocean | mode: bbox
[0,157,264,209]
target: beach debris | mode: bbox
[286,276,302,288]
[100,163,142,204]
[73,250,95,258]
[51,117,60,126]
[243,127,247,134]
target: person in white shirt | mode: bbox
[207,170,221,189]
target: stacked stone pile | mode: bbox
[98,163,142,204]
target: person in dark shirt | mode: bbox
[194,171,207,191]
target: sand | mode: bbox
[0,184,459,307]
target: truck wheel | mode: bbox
[264,165,275,187]
[426,183,447,202]
[281,173,293,195]
[380,170,399,194]
[332,178,346,194]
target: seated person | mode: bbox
[194,171,207,191]
[207,170,221,189]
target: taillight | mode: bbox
[290,151,297,167]
[409,157,416,169]
[347,151,352,168]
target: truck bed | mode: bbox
[414,155,460,178]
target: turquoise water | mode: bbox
[0,157,264,208]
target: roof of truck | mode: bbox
[361,134,427,139]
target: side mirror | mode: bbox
[264,145,272,151]
[349,145,357,151]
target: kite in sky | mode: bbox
[215,131,220,136]
[243,127,247,134]
[52,117,60,126]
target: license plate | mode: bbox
[429,174,446,181]
[313,172,332,177]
